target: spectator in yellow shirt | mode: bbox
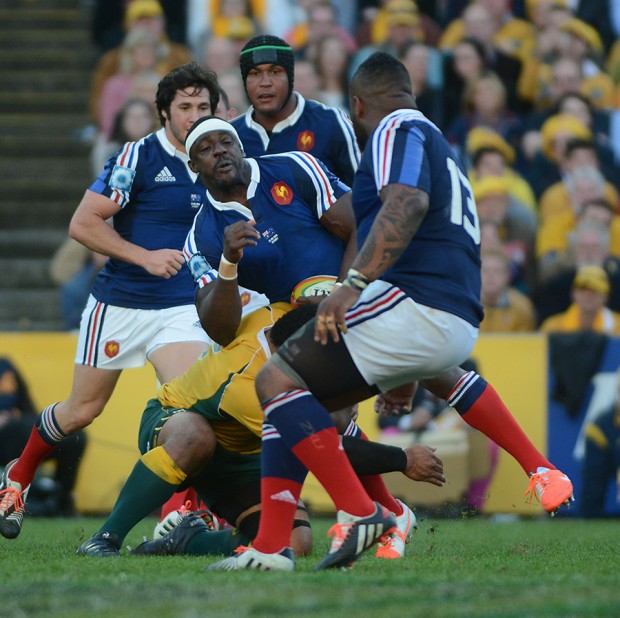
[439,0,535,64]
[480,248,537,332]
[539,265,620,334]
[466,126,536,213]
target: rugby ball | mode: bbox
[291,276,338,306]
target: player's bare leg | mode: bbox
[1,365,121,539]
[149,341,209,384]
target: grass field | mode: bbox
[1,513,618,618]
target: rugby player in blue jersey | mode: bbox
[206,52,575,572]
[231,34,360,187]
[73,111,444,557]
[159,35,358,527]
[182,115,423,559]
[0,63,267,540]
[183,115,358,345]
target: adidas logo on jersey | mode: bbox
[155,166,176,182]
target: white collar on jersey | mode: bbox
[206,158,260,217]
[245,92,306,136]
[155,128,198,180]
[156,127,191,163]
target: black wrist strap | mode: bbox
[342,268,370,292]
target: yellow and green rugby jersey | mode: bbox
[157,303,291,454]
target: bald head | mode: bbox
[349,52,416,148]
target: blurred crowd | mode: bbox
[81,0,620,335]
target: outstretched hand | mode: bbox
[402,444,445,486]
[375,383,418,417]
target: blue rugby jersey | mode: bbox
[231,93,360,187]
[184,152,349,303]
[353,109,484,327]
[89,129,205,309]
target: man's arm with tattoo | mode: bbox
[353,183,429,279]
[314,183,429,344]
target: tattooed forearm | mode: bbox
[354,183,429,280]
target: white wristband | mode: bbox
[220,254,237,266]
[218,270,238,281]
[218,256,238,280]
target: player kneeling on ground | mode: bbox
[77,304,445,559]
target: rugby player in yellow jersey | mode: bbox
[77,304,445,557]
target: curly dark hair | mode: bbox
[155,62,220,126]
[269,304,318,348]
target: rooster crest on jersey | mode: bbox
[271,182,293,205]
[297,131,315,151]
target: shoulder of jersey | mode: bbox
[229,114,246,127]
[311,99,341,117]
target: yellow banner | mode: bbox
[0,332,547,515]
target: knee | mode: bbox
[160,413,216,476]
[254,363,272,401]
[330,406,355,434]
[422,366,466,400]
[255,361,291,402]
[183,422,216,459]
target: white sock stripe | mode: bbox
[262,422,283,442]
[343,421,360,437]
[40,403,65,443]
[446,371,479,407]
[263,389,309,418]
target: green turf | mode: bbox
[0,514,618,618]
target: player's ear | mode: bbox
[351,95,365,119]
[188,159,198,173]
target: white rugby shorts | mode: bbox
[341,280,479,392]
[75,295,211,369]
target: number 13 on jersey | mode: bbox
[447,158,480,245]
